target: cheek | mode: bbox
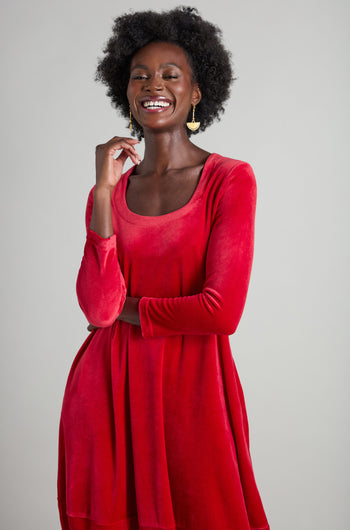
[175,80,194,100]
[126,83,132,102]
[176,85,194,114]
[127,80,138,105]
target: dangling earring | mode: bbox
[186,105,200,131]
[129,106,133,133]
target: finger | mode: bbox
[115,150,129,165]
[113,144,141,164]
[109,136,139,146]
[116,149,141,166]
[111,142,140,159]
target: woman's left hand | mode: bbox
[87,296,140,331]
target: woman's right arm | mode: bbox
[76,136,141,327]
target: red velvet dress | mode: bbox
[57,153,270,530]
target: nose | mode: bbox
[144,73,164,92]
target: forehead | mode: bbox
[130,41,192,71]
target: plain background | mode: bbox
[1,0,349,528]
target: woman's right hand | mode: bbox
[89,136,141,238]
[95,136,141,192]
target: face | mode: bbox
[127,41,201,134]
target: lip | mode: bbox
[138,96,173,112]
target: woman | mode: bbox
[58,7,270,530]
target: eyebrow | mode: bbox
[130,62,183,71]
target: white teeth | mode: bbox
[142,100,170,108]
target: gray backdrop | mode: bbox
[1,0,349,528]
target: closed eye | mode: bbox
[131,74,178,80]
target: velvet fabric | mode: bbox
[57,153,270,530]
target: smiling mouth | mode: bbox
[140,98,172,109]
[142,101,171,108]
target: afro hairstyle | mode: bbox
[95,6,234,139]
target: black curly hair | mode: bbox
[95,6,234,139]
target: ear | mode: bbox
[191,83,202,106]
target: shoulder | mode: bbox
[210,153,255,179]
[206,153,256,195]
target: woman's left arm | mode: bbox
[117,163,257,338]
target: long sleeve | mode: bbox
[76,187,127,327]
[138,163,257,338]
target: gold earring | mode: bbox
[129,106,133,133]
[186,105,200,131]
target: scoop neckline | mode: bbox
[116,152,218,224]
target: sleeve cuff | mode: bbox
[86,227,117,247]
[138,297,153,338]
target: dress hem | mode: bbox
[59,502,269,530]
[58,501,186,530]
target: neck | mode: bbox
[140,127,199,174]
